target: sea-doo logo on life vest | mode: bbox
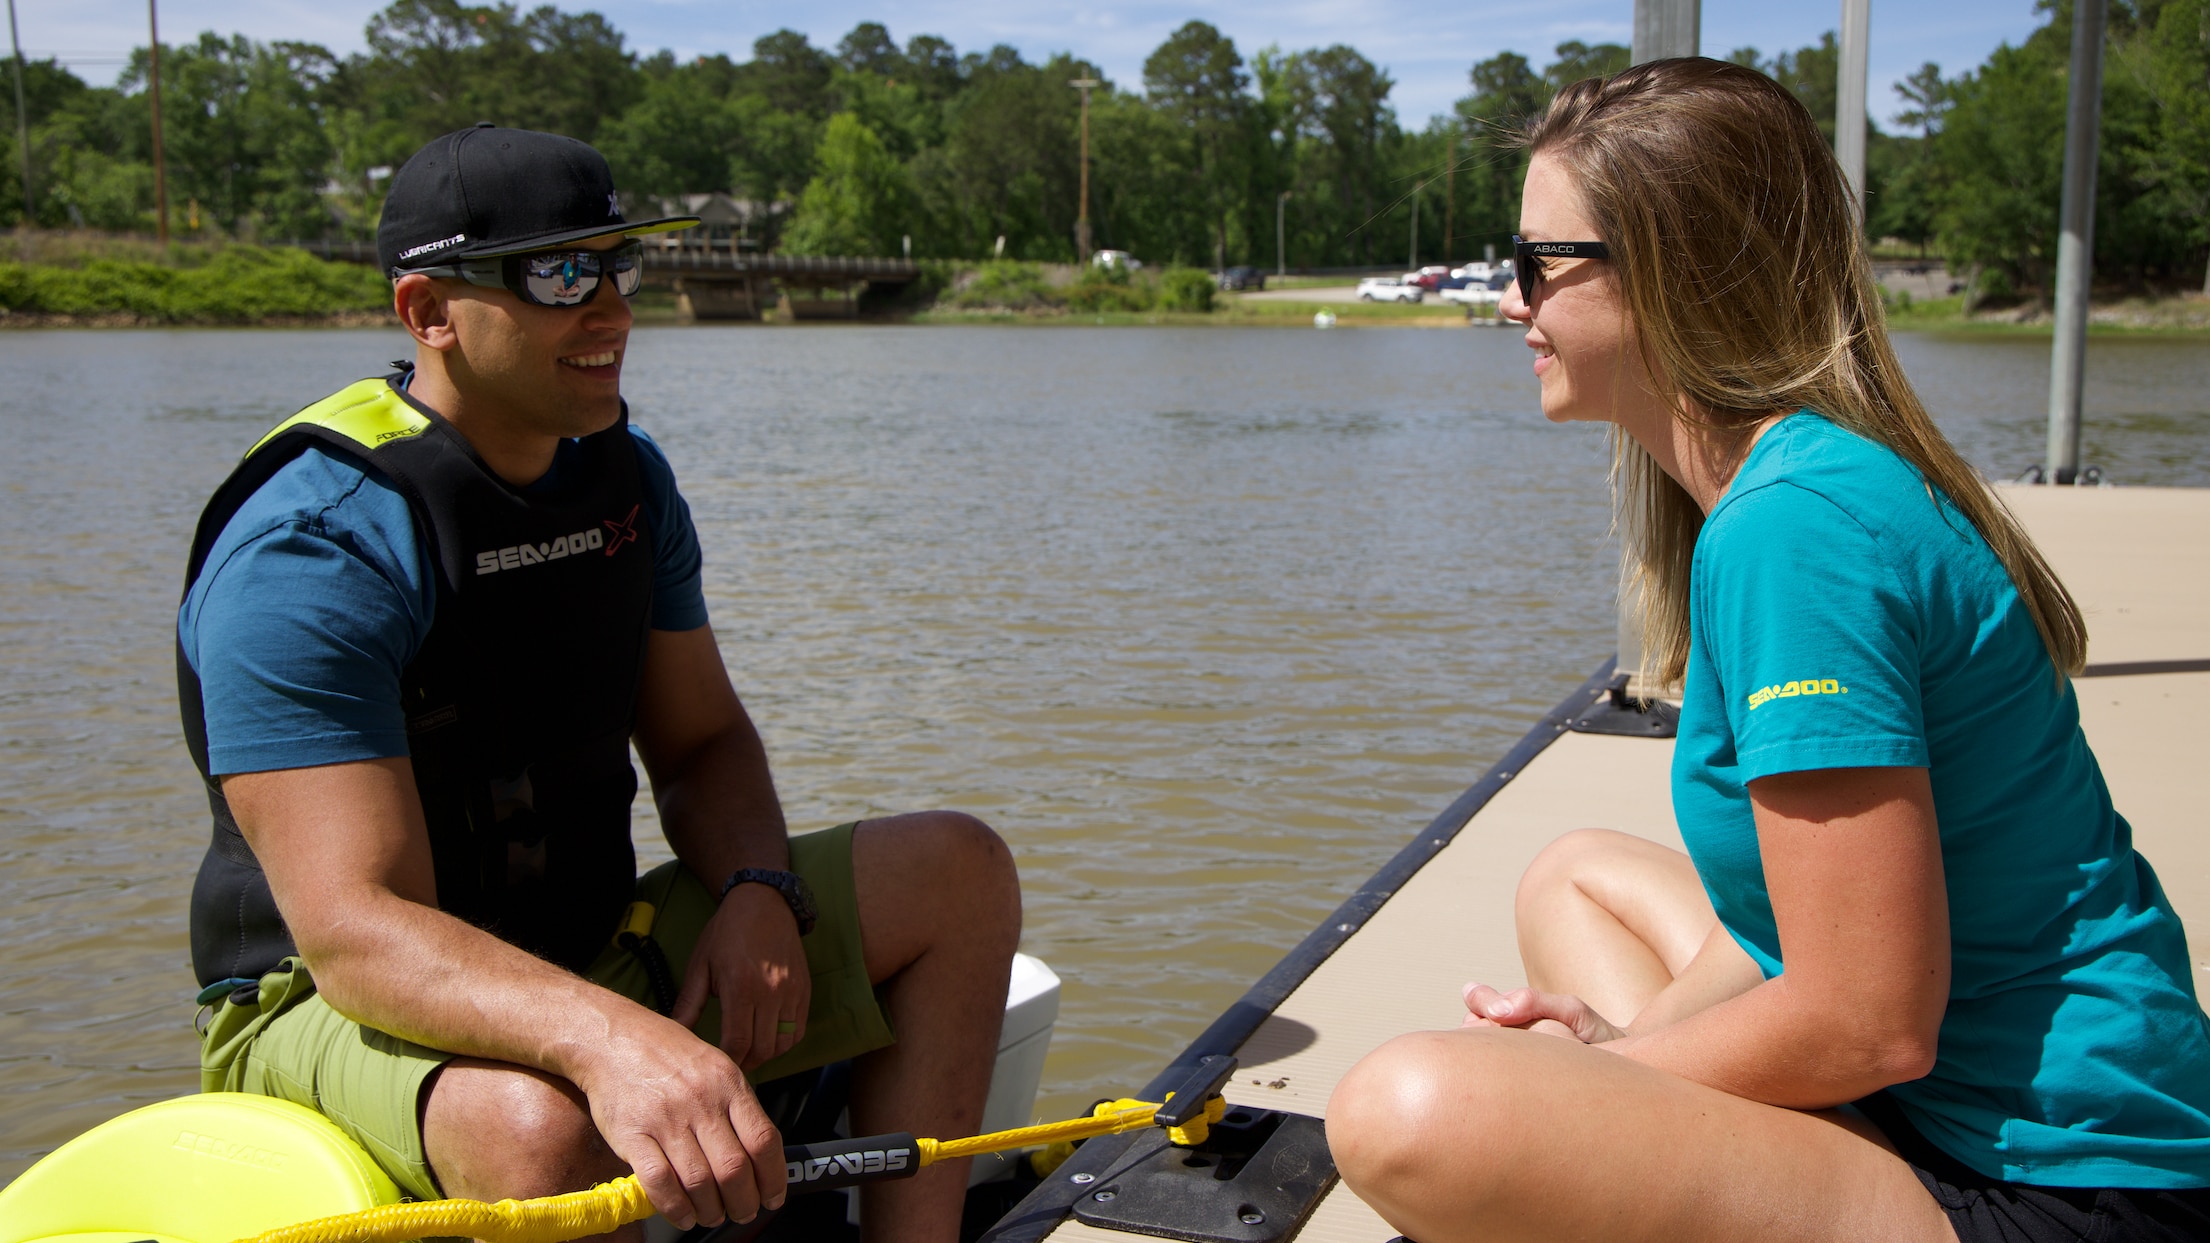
[475,506,642,576]
[784,1146,912,1184]
[602,504,640,556]
[474,527,605,576]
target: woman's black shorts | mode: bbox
[1855,1093,2210,1243]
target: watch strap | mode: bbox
[719,867,818,936]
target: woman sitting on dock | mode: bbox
[1326,59,2210,1243]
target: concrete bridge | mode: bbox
[275,239,922,321]
[643,250,921,321]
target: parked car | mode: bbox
[1440,270,1513,308]
[1357,276,1424,303]
[1218,265,1267,291]
[1408,265,1453,291]
[1092,249,1143,271]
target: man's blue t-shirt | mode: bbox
[1673,413,2210,1188]
[178,422,708,776]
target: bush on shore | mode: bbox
[938,259,1224,316]
[0,245,392,323]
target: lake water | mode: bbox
[2,323,2205,1182]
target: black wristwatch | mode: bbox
[720,867,818,936]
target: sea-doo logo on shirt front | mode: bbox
[1747,678,1849,711]
[474,527,605,575]
[784,1146,912,1183]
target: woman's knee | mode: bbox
[1328,1030,1520,1207]
[1515,828,1644,927]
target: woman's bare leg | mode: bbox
[1329,1028,1956,1243]
[1513,828,1717,1024]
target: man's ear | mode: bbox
[394,274,459,352]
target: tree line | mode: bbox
[3,0,2204,296]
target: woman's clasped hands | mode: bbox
[1460,981,1628,1046]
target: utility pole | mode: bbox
[1069,77,1098,264]
[2046,0,2107,485]
[1836,0,1871,221]
[148,0,168,243]
[1444,127,1456,269]
[1275,190,1289,277]
[1407,182,1420,271]
[8,0,31,225]
[1632,0,1700,63]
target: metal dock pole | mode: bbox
[2046,0,2107,485]
[1836,1,1871,219]
[1632,0,1700,64]
[1620,0,1699,688]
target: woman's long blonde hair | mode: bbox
[1523,58,2085,687]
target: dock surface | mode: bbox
[1038,484,2210,1243]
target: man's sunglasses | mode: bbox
[401,240,646,308]
[1512,236,1611,305]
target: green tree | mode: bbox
[1544,40,1629,93]
[353,0,638,156]
[114,34,338,237]
[0,58,152,228]
[783,112,913,255]
[1283,45,1396,266]
[914,51,1090,260]
[1144,21,1253,271]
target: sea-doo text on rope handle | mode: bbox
[226,1056,1241,1243]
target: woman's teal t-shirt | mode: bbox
[1672,413,2210,1188]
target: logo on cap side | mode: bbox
[607,193,620,218]
[398,233,468,261]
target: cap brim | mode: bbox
[444,216,701,263]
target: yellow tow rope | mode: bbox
[229,1094,1226,1243]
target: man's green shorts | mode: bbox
[197,823,892,1202]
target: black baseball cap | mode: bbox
[377,123,697,275]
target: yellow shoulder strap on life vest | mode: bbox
[248,377,431,458]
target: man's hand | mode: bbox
[674,882,812,1070]
[571,1012,789,1229]
[1461,982,1628,1045]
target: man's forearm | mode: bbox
[652,717,790,886]
[305,884,688,1091]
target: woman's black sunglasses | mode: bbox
[1512,236,1611,305]
[403,240,647,308]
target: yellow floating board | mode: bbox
[0,1094,404,1243]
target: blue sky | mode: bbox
[26,1,2048,130]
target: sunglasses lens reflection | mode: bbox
[522,254,598,306]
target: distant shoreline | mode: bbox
[3,288,2204,336]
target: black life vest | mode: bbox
[180,372,655,984]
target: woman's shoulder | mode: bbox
[1715,414,1958,543]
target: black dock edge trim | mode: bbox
[977,658,1622,1243]
[2079,658,2210,678]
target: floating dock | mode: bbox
[992,484,2210,1243]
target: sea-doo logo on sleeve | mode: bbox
[1747,678,1849,711]
[474,527,605,576]
[784,1146,913,1183]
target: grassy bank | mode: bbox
[1883,291,2210,336]
[0,236,393,326]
